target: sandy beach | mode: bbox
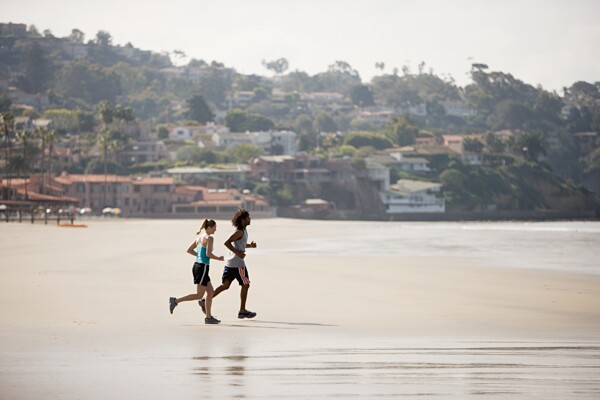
[1,218,599,399]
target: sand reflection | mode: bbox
[191,342,600,398]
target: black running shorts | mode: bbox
[222,266,250,286]
[192,262,211,286]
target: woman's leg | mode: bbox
[177,284,206,303]
[205,282,215,318]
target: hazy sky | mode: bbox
[3,0,599,92]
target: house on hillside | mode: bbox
[168,123,229,141]
[380,179,445,214]
[165,165,249,188]
[118,141,170,165]
[213,130,297,155]
[369,152,431,174]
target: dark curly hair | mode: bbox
[231,208,250,230]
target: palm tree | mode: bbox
[36,127,56,195]
[97,128,112,207]
[15,129,35,199]
[1,113,15,200]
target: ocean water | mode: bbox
[257,220,600,275]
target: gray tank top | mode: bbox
[225,229,247,268]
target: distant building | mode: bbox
[132,177,174,214]
[168,123,229,141]
[250,153,335,184]
[442,134,464,153]
[368,152,431,174]
[442,101,477,117]
[359,109,395,128]
[380,179,445,214]
[55,173,138,214]
[165,165,249,188]
[118,141,170,165]
[172,186,270,217]
[0,23,27,37]
[213,130,297,155]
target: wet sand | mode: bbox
[1,219,599,399]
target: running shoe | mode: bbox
[205,316,221,324]
[198,298,206,315]
[238,309,257,319]
[169,297,177,314]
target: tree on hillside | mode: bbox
[314,61,361,94]
[185,95,214,123]
[262,58,289,75]
[225,109,275,132]
[68,29,85,43]
[516,131,547,161]
[350,84,375,107]
[463,137,484,153]
[314,112,338,133]
[56,60,122,104]
[487,100,533,130]
[226,143,264,163]
[280,70,318,93]
[344,131,393,150]
[197,65,233,107]
[385,115,419,146]
[94,30,113,46]
[18,42,50,93]
[0,94,11,112]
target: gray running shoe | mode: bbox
[169,297,177,314]
[198,298,206,315]
[205,316,221,324]
[238,309,257,319]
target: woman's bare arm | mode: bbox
[186,240,197,256]
[206,236,224,261]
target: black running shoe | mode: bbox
[205,316,221,324]
[198,298,206,315]
[238,309,257,319]
[169,297,177,314]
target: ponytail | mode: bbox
[196,218,216,234]
[196,219,209,235]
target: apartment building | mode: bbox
[55,174,138,215]
[132,177,175,214]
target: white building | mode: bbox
[166,165,249,187]
[380,179,445,214]
[442,101,477,117]
[212,130,297,155]
[169,123,229,141]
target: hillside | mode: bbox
[1,22,599,218]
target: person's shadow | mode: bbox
[223,320,337,329]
